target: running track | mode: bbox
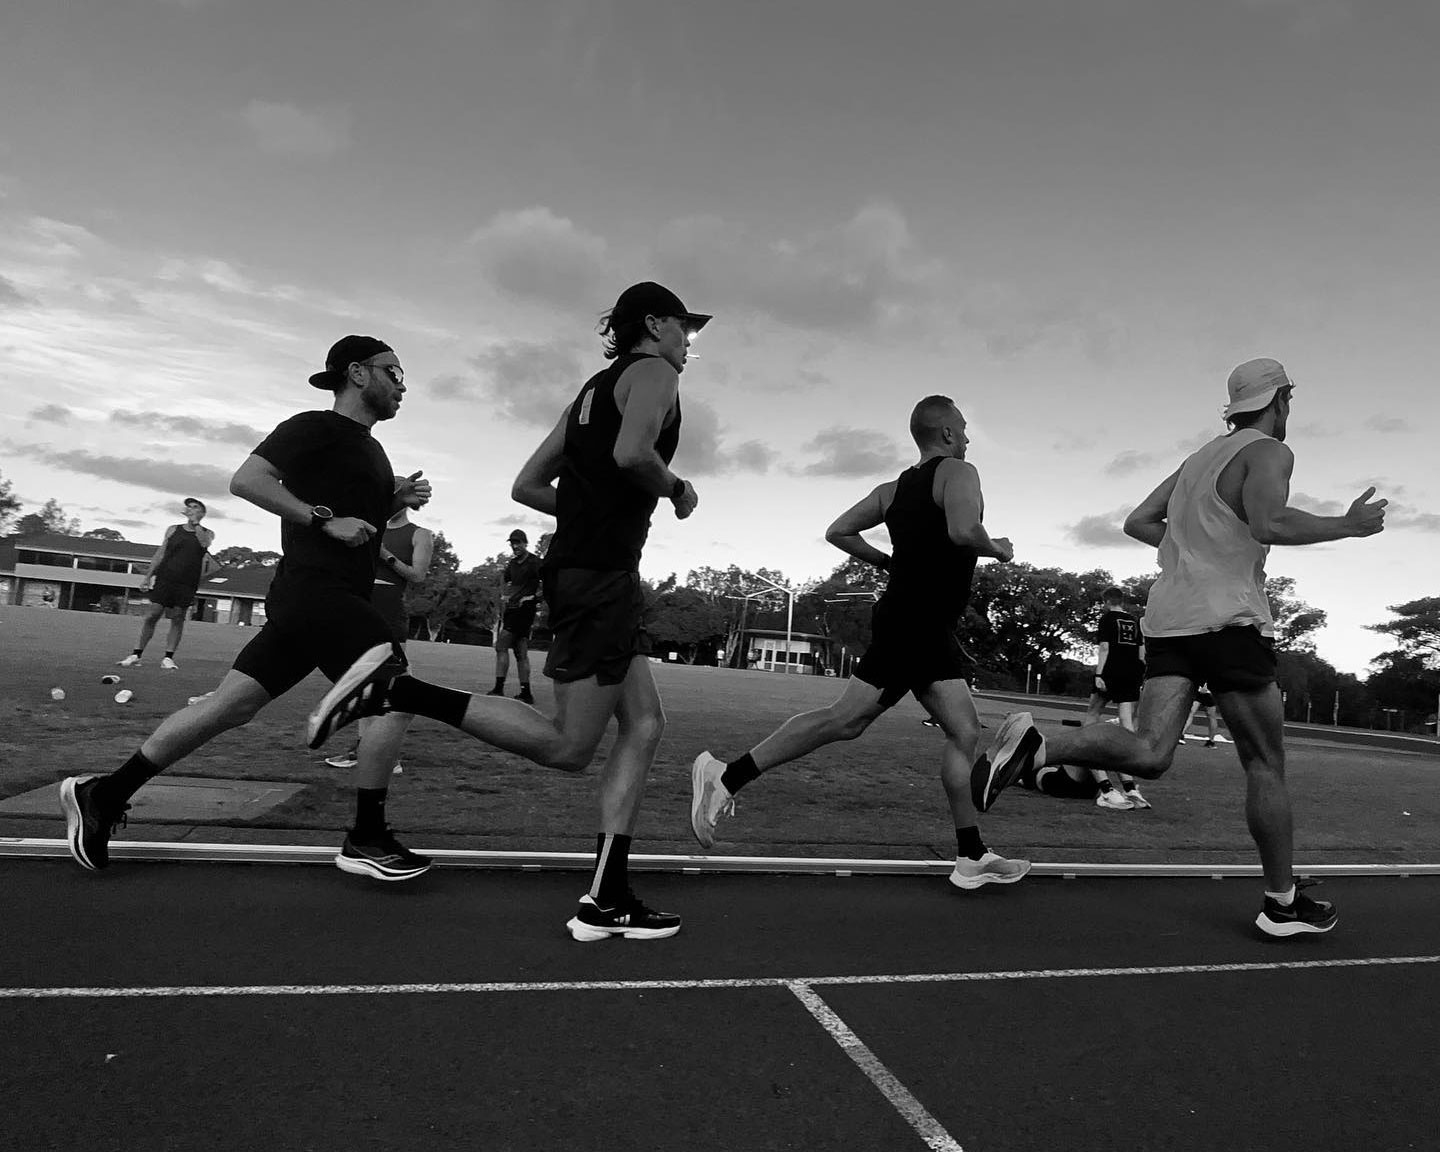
[5,860,1438,1151]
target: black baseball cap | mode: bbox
[508,529,528,543]
[605,282,711,334]
[308,335,394,390]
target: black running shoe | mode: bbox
[305,643,403,750]
[1256,881,1338,937]
[335,829,433,881]
[516,688,535,705]
[971,712,1044,812]
[486,686,505,697]
[566,891,682,942]
[59,775,129,871]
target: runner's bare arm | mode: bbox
[613,359,685,498]
[938,459,1012,560]
[512,407,570,517]
[825,482,896,569]
[140,526,174,586]
[1241,441,1387,544]
[1123,467,1181,547]
[380,527,434,584]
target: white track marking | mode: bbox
[789,981,964,1152]
[3,953,1437,999]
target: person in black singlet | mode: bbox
[117,498,216,670]
[489,529,542,704]
[323,507,434,771]
[690,396,1031,891]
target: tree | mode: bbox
[965,563,1115,688]
[13,498,80,537]
[82,527,127,541]
[212,546,281,567]
[645,587,730,663]
[1368,597,1440,667]
[1266,576,1327,653]
[0,470,20,534]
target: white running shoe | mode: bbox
[949,851,1032,890]
[971,712,1044,813]
[324,750,359,769]
[690,751,735,850]
[160,657,179,671]
[305,643,402,749]
[116,654,141,668]
[1124,787,1151,809]
[1095,789,1134,810]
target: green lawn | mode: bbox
[2,603,1436,862]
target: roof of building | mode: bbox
[742,628,832,643]
[4,531,159,561]
[197,565,275,598]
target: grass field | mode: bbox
[2,603,1437,862]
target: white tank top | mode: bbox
[1143,429,1275,638]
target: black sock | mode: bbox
[720,752,761,795]
[95,750,161,808]
[353,788,388,838]
[493,677,505,692]
[385,675,471,728]
[164,651,175,659]
[589,832,631,905]
[131,648,143,657]
[519,681,531,691]
[956,825,987,861]
[1097,779,1115,792]
[1121,780,1138,792]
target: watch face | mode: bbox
[313,506,334,519]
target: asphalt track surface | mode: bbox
[7,860,1440,1152]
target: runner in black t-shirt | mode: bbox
[488,529,542,704]
[1079,586,1151,809]
[689,396,1031,892]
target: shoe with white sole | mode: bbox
[305,643,402,750]
[949,851,1032,890]
[971,712,1044,813]
[1095,788,1134,810]
[690,751,735,849]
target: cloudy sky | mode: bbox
[2,0,1436,674]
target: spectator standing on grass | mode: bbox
[488,529,542,705]
[1084,586,1150,810]
[117,498,216,670]
[1180,684,1221,747]
[323,507,434,774]
[972,358,1386,936]
[690,395,1031,892]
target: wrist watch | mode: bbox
[310,505,334,531]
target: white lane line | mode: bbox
[789,981,964,1152]
[2,953,1437,999]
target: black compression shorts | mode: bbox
[1144,626,1276,695]
[233,580,406,699]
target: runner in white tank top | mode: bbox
[972,358,1387,936]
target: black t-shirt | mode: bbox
[503,551,543,607]
[251,410,394,597]
[1097,609,1143,677]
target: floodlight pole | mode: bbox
[751,573,797,674]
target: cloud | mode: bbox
[654,202,944,332]
[1290,491,1346,516]
[1104,449,1159,477]
[109,410,266,448]
[1064,507,1140,548]
[240,100,351,158]
[29,404,72,424]
[797,428,905,478]
[468,207,608,310]
[443,339,586,425]
[1385,504,1440,533]
[1103,429,1213,477]
[730,440,778,473]
[0,272,33,308]
[8,443,235,499]
[670,398,776,478]
[1363,414,1410,434]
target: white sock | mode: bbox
[1265,884,1296,906]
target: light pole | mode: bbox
[751,573,802,674]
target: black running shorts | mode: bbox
[1143,626,1276,695]
[499,601,538,643]
[1096,670,1142,705]
[542,568,647,687]
[148,579,197,612]
[854,602,969,709]
[233,580,406,699]
[370,581,409,645]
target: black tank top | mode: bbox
[155,526,207,588]
[545,353,682,572]
[879,457,979,627]
[375,521,419,588]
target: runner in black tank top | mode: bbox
[511,280,710,942]
[690,396,1032,892]
[117,497,215,671]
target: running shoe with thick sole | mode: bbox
[566,892,682,941]
[116,654,141,668]
[1096,788,1134,810]
[305,643,402,750]
[516,688,535,705]
[160,657,179,671]
[324,749,360,769]
[59,775,129,871]
[949,851,1032,890]
[690,751,735,849]
[1123,787,1151,809]
[335,831,432,881]
[1256,883,1338,937]
[971,712,1043,813]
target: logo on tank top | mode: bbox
[577,386,595,426]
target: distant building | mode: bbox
[0,532,274,625]
[738,627,834,675]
